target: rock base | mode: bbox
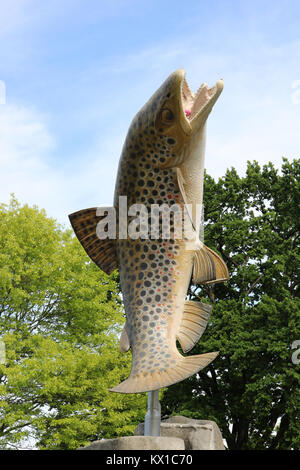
[79,436,185,450]
[135,416,225,450]
[79,415,225,450]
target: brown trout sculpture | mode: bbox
[69,69,229,394]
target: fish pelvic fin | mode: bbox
[120,324,130,352]
[193,244,229,284]
[109,351,218,394]
[177,300,212,353]
[69,208,118,275]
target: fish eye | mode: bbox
[160,108,174,123]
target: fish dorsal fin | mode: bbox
[177,168,196,231]
[193,244,229,284]
[120,325,130,352]
[69,208,118,275]
[177,300,212,353]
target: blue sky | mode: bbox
[0,0,299,225]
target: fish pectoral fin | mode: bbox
[120,325,130,353]
[177,300,212,353]
[177,168,196,231]
[193,244,229,284]
[69,207,118,275]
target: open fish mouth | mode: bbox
[178,70,223,133]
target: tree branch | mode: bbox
[245,273,263,296]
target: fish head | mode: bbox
[129,69,223,169]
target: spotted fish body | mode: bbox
[69,70,229,394]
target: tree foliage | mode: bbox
[161,159,300,450]
[1,158,299,450]
[0,196,146,449]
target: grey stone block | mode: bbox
[79,436,185,450]
[135,415,225,450]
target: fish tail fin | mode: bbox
[109,351,218,394]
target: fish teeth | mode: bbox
[189,84,210,120]
[181,77,194,112]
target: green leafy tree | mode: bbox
[0,196,146,449]
[161,159,300,450]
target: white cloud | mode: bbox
[0,102,122,226]
[0,105,54,163]
[0,104,58,210]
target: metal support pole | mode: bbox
[144,389,161,436]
